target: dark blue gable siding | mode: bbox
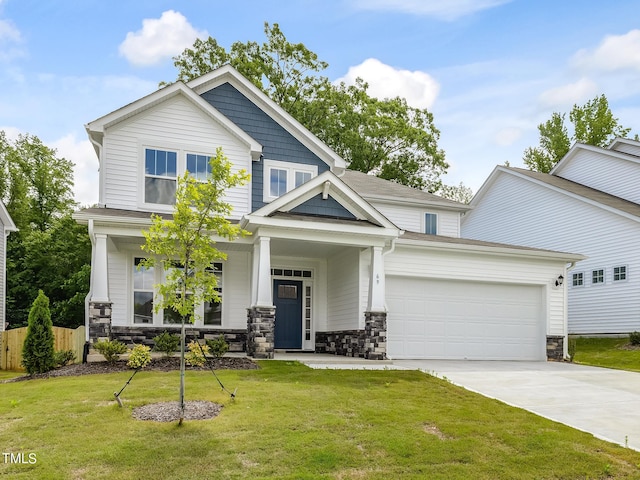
[289,194,356,219]
[200,82,330,211]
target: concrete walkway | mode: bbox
[278,354,640,451]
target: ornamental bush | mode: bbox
[22,291,56,375]
[629,331,640,346]
[93,339,128,363]
[127,344,152,369]
[53,349,76,368]
[153,330,180,357]
[185,340,209,367]
[206,335,229,358]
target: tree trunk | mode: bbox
[178,317,186,425]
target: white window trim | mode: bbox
[423,212,439,235]
[613,265,629,283]
[130,255,225,327]
[138,144,217,211]
[571,271,584,288]
[591,268,605,286]
[263,159,318,203]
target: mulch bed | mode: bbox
[132,400,223,422]
[3,356,258,383]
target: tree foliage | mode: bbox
[169,23,448,191]
[524,95,631,173]
[0,131,90,329]
[21,290,55,375]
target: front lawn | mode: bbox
[1,361,639,479]
[573,336,640,372]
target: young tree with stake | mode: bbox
[140,147,249,424]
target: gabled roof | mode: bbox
[243,170,398,231]
[187,65,347,172]
[340,170,470,211]
[0,201,16,232]
[550,142,640,176]
[84,80,262,160]
[608,137,640,155]
[469,165,640,222]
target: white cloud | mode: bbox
[538,78,598,109]
[0,16,25,62]
[572,29,640,72]
[49,134,99,207]
[336,58,439,109]
[119,10,207,67]
[494,127,522,147]
[350,0,511,20]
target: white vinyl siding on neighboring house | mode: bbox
[555,149,640,204]
[610,142,640,157]
[102,94,251,218]
[462,171,640,334]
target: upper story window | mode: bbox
[592,269,605,285]
[263,159,317,202]
[572,272,584,287]
[613,265,627,282]
[145,149,177,205]
[144,148,215,206]
[424,213,438,235]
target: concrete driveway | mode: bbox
[392,360,640,451]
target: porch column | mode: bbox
[364,246,387,360]
[89,233,112,343]
[247,236,275,359]
[367,246,385,312]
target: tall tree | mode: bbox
[0,131,89,329]
[169,23,448,191]
[524,95,631,173]
[140,148,250,423]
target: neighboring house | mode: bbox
[462,139,640,335]
[74,65,581,361]
[0,201,17,331]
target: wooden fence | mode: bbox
[0,326,86,371]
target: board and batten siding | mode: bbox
[555,149,640,204]
[102,94,252,217]
[369,202,460,237]
[462,172,640,334]
[326,248,361,331]
[385,245,565,336]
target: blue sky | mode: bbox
[1,0,639,205]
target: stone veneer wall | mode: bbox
[247,306,275,359]
[110,326,247,353]
[315,312,388,360]
[88,302,113,343]
[364,312,387,360]
[546,335,565,361]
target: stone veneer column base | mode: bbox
[247,306,275,359]
[89,302,113,344]
[363,311,387,360]
[546,335,565,361]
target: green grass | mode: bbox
[573,336,640,372]
[1,361,639,479]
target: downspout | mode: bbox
[563,261,578,359]
[88,135,105,207]
[379,231,401,312]
[84,219,95,342]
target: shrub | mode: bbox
[153,330,180,357]
[93,339,128,363]
[206,335,229,358]
[127,344,152,369]
[22,291,55,375]
[53,350,76,368]
[629,332,640,346]
[185,340,209,367]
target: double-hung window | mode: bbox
[187,153,212,182]
[133,258,155,324]
[424,213,438,235]
[263,159,317,202]
[145,149,177,205]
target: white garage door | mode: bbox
[387,277,545,360]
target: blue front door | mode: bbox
[273,279,303,349]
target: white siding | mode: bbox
[103,94,252,217]
[327,248,360,330]
[223,251,251,330]
[108,251,128,327]
[462,172,640,334]
[555,149,640,204]
[611,142,640,157]
[386,245,563,336]
[370,201,460,237]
